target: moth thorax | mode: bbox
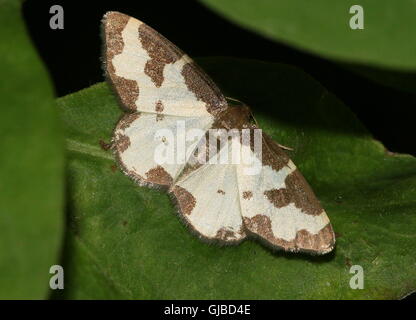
[216,100,254,130]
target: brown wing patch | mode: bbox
[243,215,334,254]
[242,191,253,200]
[117,112,140,131]
[103,12,139,110]
[145,166,173,186]
[138,23,183,87]
[155,100,164,120]
[295,225,335,253]
[261,132,290,172]
[114,134,130,153]
[181,62,227,116]
[264,170,323,216]
[215,227,245,241]
[155,100,164,112]
[172,185,196,215]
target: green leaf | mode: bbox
[343,64,416,94]
[0,0,64,299]
[57,58,416,299]
[199,0,416,71]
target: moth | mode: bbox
[102,11,335,254]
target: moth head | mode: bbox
[216,97,256,130]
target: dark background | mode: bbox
[23,0,416,157]
[22,0,415,300]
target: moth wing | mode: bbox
[238,132,335,254]
[169,137,247,243]
[103,11,227,117]
[114,112,212,188]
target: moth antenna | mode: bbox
[277,143,294,151]
[250,110,260,128]
[225,96,244,104]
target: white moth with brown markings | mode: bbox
[102,11,335,254]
